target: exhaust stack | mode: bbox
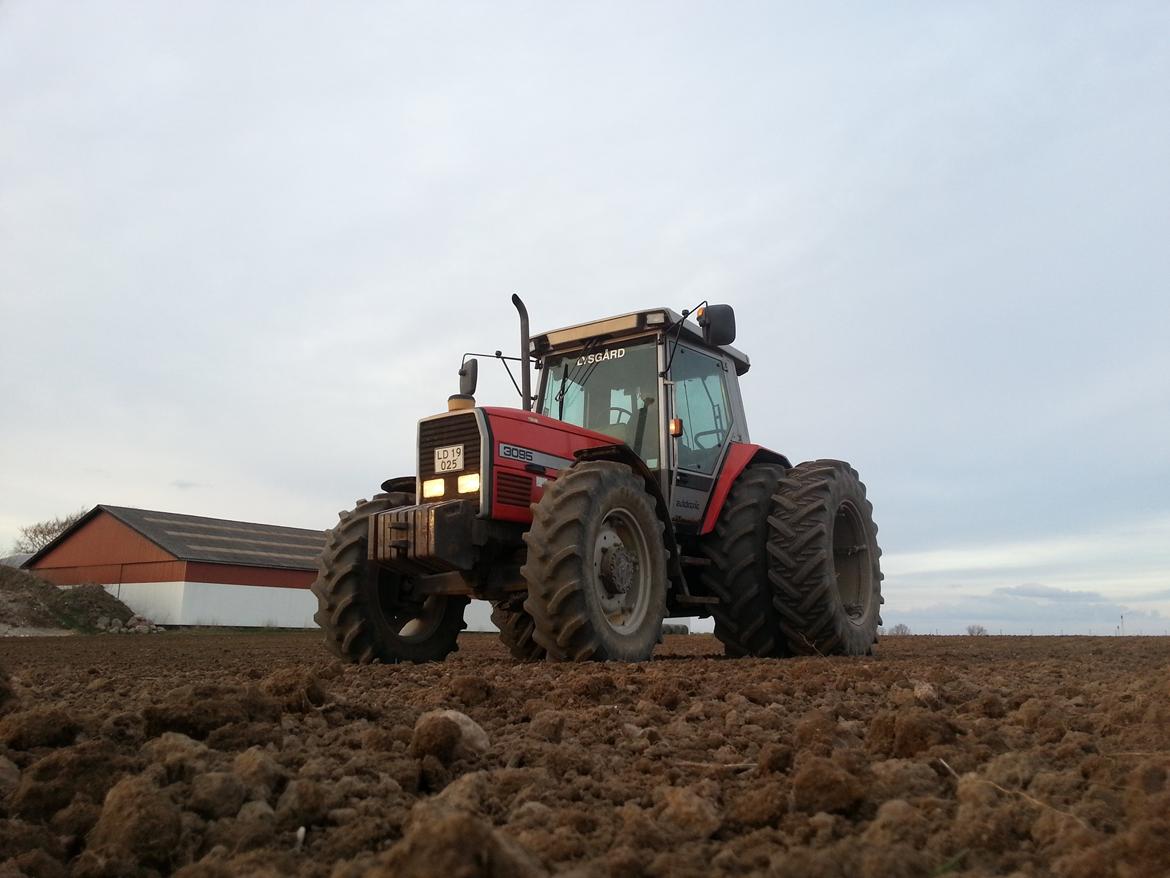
[512,294,532,411]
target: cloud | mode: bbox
[993,583,1108,602]
[169,480,203,491]
[886,586,1166,636]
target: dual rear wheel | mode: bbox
[703,460,883,657]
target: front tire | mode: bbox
[767,461,883,655]
[312,492,468,663]
[522,461,667,662]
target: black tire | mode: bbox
[522,461,667,662]
[490,602,546,661]
[698,464,790,657]
[767,460,883,656]
[312,492,468,663]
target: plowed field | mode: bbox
[2,632,1168,877]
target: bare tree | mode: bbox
[966,624,989,636]
[11,509,87,554]
[889,623,912,636]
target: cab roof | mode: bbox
[531,307,751,375]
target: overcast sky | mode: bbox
[2,2,1168,634]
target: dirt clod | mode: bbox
[189,771,248,819]
[275,778,328,828]
[410,714,461,764]
[88,774,181,869]
[259,668,328,712]
[657,785,722,838]
[10,739,135,819]
[0,707,79,749]
[375,811,547,878]
[0,662,16,713]
[868,707,959,757]
[450,674,492,706]
[143,684,280,739]
[232,746,286,796]
[792,756,864,813]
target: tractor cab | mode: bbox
[530,306,751,527]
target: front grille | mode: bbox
[496,471,533,507]
[418,412,482,506]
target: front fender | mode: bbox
[699,443,792,535]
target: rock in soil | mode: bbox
[413,709,490,762]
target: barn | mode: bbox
[23,505,324,627]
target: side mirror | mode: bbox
[459,358,478,396]
[699,304,736,347]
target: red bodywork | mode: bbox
[483,406,780,535]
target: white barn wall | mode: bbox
[465,599,493,632]
[181,582,317,628]
[104,582,186,625]
[103,581,498,631]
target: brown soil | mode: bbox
[0,567,133,634]
[1,632,1168,877]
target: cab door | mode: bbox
[667,344,736,524]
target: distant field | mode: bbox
[2,633,1167,876]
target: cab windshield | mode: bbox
[538,341,660,469]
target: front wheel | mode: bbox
[767,461,883,656]
[312,493,468,663]
[522,461,667,662]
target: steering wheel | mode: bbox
[609,406,633,425]
[692,429,725,450]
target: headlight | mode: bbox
[457,473,481,494]
[422,478,445,498]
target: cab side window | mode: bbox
[671,346,731,473]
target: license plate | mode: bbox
[434,444,464,473]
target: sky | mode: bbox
[2,2,1168,634]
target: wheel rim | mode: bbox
[376,569,447,642]
[832,500,873,626]
[592,507,652,635]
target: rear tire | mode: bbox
[767,461,883,656]
[522,461,667,662]
[699,464,790,657]
[490,602,545,661]
[312,492,468,663]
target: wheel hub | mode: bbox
[600,545,637,595]
[591,510,654,635]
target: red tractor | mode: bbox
[312,297,883,662]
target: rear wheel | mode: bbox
[767,461,883,655]
[698,464,790,657]
[522,461,667,662]
[312,492,468,663]
[490,602,545,661]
